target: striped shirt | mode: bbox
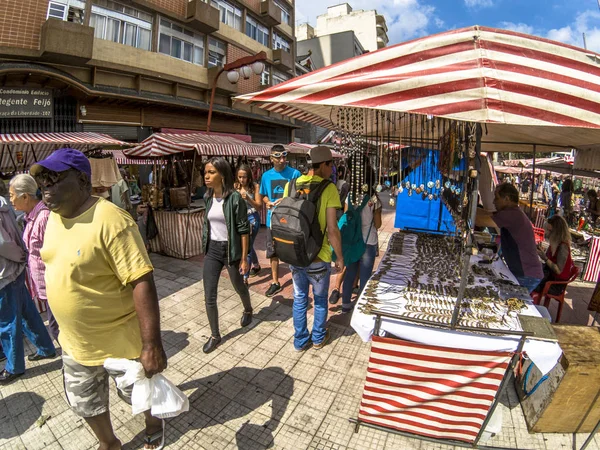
[23,201,50,300]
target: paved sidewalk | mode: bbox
[2,199,600,449]
[1,255,599,449]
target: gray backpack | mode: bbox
[270,178,331,267]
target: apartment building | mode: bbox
[0,0,297,142]
[314,3,388,53]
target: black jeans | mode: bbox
[203,240,252,337]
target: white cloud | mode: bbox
[546,10,600,52]
[498,22,534,35]
[295,0,442,45]
[464,0,494,8]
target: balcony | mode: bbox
[260,0,281,26]
[377,36,388,49]
[41,18,94,64]
[208,67,239,95]
[272,48,293,71]
[185,0,220,34]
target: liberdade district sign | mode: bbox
[0,88,53,118]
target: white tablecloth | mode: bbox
[351,237,562,376]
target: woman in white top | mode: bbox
[201,157,253,354]
[235,164,262,284]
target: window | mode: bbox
[47,0,85,23]
[208,37,226,68]
[260,71,270,86]
[273,0,291,25]
[210,0,242,31]
[272,69,290,85]
[90,2,153,50]
[159,18,205,66]
[245,16,269,47]
[273,32,291,53]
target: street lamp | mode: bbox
[206,51,267,134]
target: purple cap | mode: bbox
[30,148,91,178]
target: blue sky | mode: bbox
[296,0,600,52]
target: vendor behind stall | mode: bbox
[587,189,600,224]
[478,183,543,292]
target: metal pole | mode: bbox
[451,123,482,329]
[206,68,224,135]
[529,145,536,220]
[579,418,600,450]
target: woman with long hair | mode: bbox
[201,157,253,353]
[339,156,382,313]
[534,215,574,295]
[235,164,262,284]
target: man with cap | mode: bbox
[0,180,56,384]
[283,146,344,351]
[260,144,301,297]
[31,148,167,450]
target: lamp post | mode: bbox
[206,51,267,134]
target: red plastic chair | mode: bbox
[532,226,545,245]
[533,266,580,323]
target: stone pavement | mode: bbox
[2,253,600,450]
[2,200,600,449]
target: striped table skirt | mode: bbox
[584,236,600,282]
[149,210,204,259]
[358,336,512,444]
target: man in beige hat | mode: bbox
[283,146,344,351]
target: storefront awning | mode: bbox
[124,133,272,158]
[0,132,135,172]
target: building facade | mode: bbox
[297,26,364,69]
[0,0,297,142]
[314,3,388,53]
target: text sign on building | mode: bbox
[0,89,53,118]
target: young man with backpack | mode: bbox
[260,145,301,297]
[272,146,343,351]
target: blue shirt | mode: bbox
[260,165,301,227]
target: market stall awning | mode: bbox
[501,157,559,167]
[0,132,135,172]
[534,158,600,178]
[287,142,344,158]
[124,133,271,158]
[235,26,600,153]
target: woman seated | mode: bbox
[534,215,574,295]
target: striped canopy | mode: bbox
[0,132,134,172]
[124,133,273,158]
[236,26,600,153]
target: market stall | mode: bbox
[235,24,600,446]
[124,133,273,259]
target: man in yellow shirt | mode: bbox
[31,148,167,450]
[283,146,344,351]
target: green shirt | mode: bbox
[284,175,341,262]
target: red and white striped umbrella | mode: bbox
[236,26,600,153]
[125,133,272,158]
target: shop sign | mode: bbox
[0,88,53,118]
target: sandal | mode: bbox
[144,419,165,450]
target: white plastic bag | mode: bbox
[150,374,189,419]
[103,358,189,418]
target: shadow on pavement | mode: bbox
[131,366,294,449]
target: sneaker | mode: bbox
[27,352,56,362]
[265,282,282,297]
[249,266,261,278]
[295,341,312,352]
[342,301,357,314]
[328,289,340,304]
[313,330,331,350]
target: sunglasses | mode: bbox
[34,170,70,188]
[271,152,288,159]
